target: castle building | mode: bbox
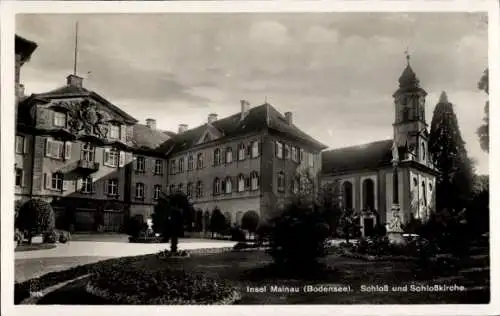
[320,56,439,237]
[14,34,326,233]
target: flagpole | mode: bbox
[73,21,79,76]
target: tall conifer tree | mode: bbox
[477,68,489,152]
[428,92,475,211]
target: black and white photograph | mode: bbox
[1,1,498,315]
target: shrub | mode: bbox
[43,230,58,244]
[230,226,246,242]
[269,201,330,268]
[241,211,259,235]
[209,208,227,237]
[17,199,55,243]
[59,231,71,244]
[126,215,146,238]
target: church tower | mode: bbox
[392,53,429,166]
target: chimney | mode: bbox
[284,112,293,125]
[240,100,250,121]
[178,124,188,133]
[66,74,83,88]
[146,118,156,130]
[208,113,218,124]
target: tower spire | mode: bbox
[73,21,79,76]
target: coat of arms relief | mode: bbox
[54,98,111,138]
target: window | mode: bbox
[178,183,184,193]
[15,168,23,186]
[277,172,285,192]
[421,142,426,161]
[53,112,67,128]
[251,141,259,158]
[422,181,427,204]
[188,155,194,171]
[251,172,260,190]
[169,184,175,194]
[82,143,95,162]
[276,141,283,158]
[135,156,145,172]
[80,177,93,193]
[429,183,433,192]
[225,148,233,163]
[170,160,176,175]
[104,148,119,167]
[214,178,221,195]
[155,159,163,175]
[291,146,298,162]
[196,181,203,198]
[362,179,375,210]
[299,148,304,162]
[291,178,299,194]
[15,135,25,154]
[214,149,221,166]
[284,144,291,159]
[238,143,246,161]
[342,181,353,209]
[109,125,120,139]
[154,185,162,200]
[51,173,64,191]
[106,179,119,196]
[308,152,314,168]
[238,174,245,192]
[197,153,204,169]
[178,158,184,173]
[45,139,64,159]
[187,182,193,198]
[135,183,145,199]
[225,177,232,194]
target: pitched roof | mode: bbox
[164,103,327,155]
[32,82,138,124]
[322,139,402,174]
[132,124,172,154]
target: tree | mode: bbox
[428,92,475,212]
[316,180,343,236]
[338,208,361,243]
[152,191,193,252]
[209,207,227,238]
[477,68,489,152]
[241,211,259,238]
[17,199,55,244]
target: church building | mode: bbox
[321,56,440,237]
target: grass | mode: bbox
[15,243,57,252]
[26,250,489,305]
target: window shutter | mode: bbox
[45,138,50,157]
[62,177,69,191]
[44,173,51,189]
[144,158,148,172]
[103,148,110,166]
[119,151,125,168]
[104,180,108,195]
[23,137,29,154]
[64,142,72,160]
[76,178,83,192]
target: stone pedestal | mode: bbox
[387,231,405,245]
[386,205,406,245]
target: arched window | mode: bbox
[213,148,221,166]
[196,181,203,198]
[197,153,204,169]
[225,176,232,194]
[402,107,410,121]
[188,155,194,171]
[178,157,184,173]
[213,178,221,195]
[422,181,427,204]
[421,142,426,161]
[225,147,233,163]
[238,143,246,161]
[251,172,260,190]
[362,178,375,210]
[342,181,353,210]
[413,177,418,187]
[277,171,285,192]
[238,174,245,192]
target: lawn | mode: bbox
[24,249,489,305]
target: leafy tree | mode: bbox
[316,180,343,236]
[17,199,55,244]
[337,208,360,243]
[477,68,489,152]
[209,207,227,238]
[428,92,475,212]
[241,211,259,238]
[152,191,193,252]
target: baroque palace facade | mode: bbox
[14,35,326,233]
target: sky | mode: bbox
[16,13,489,174]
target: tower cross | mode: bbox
[404,47,411,65]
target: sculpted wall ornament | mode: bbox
[65,99,110,138]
